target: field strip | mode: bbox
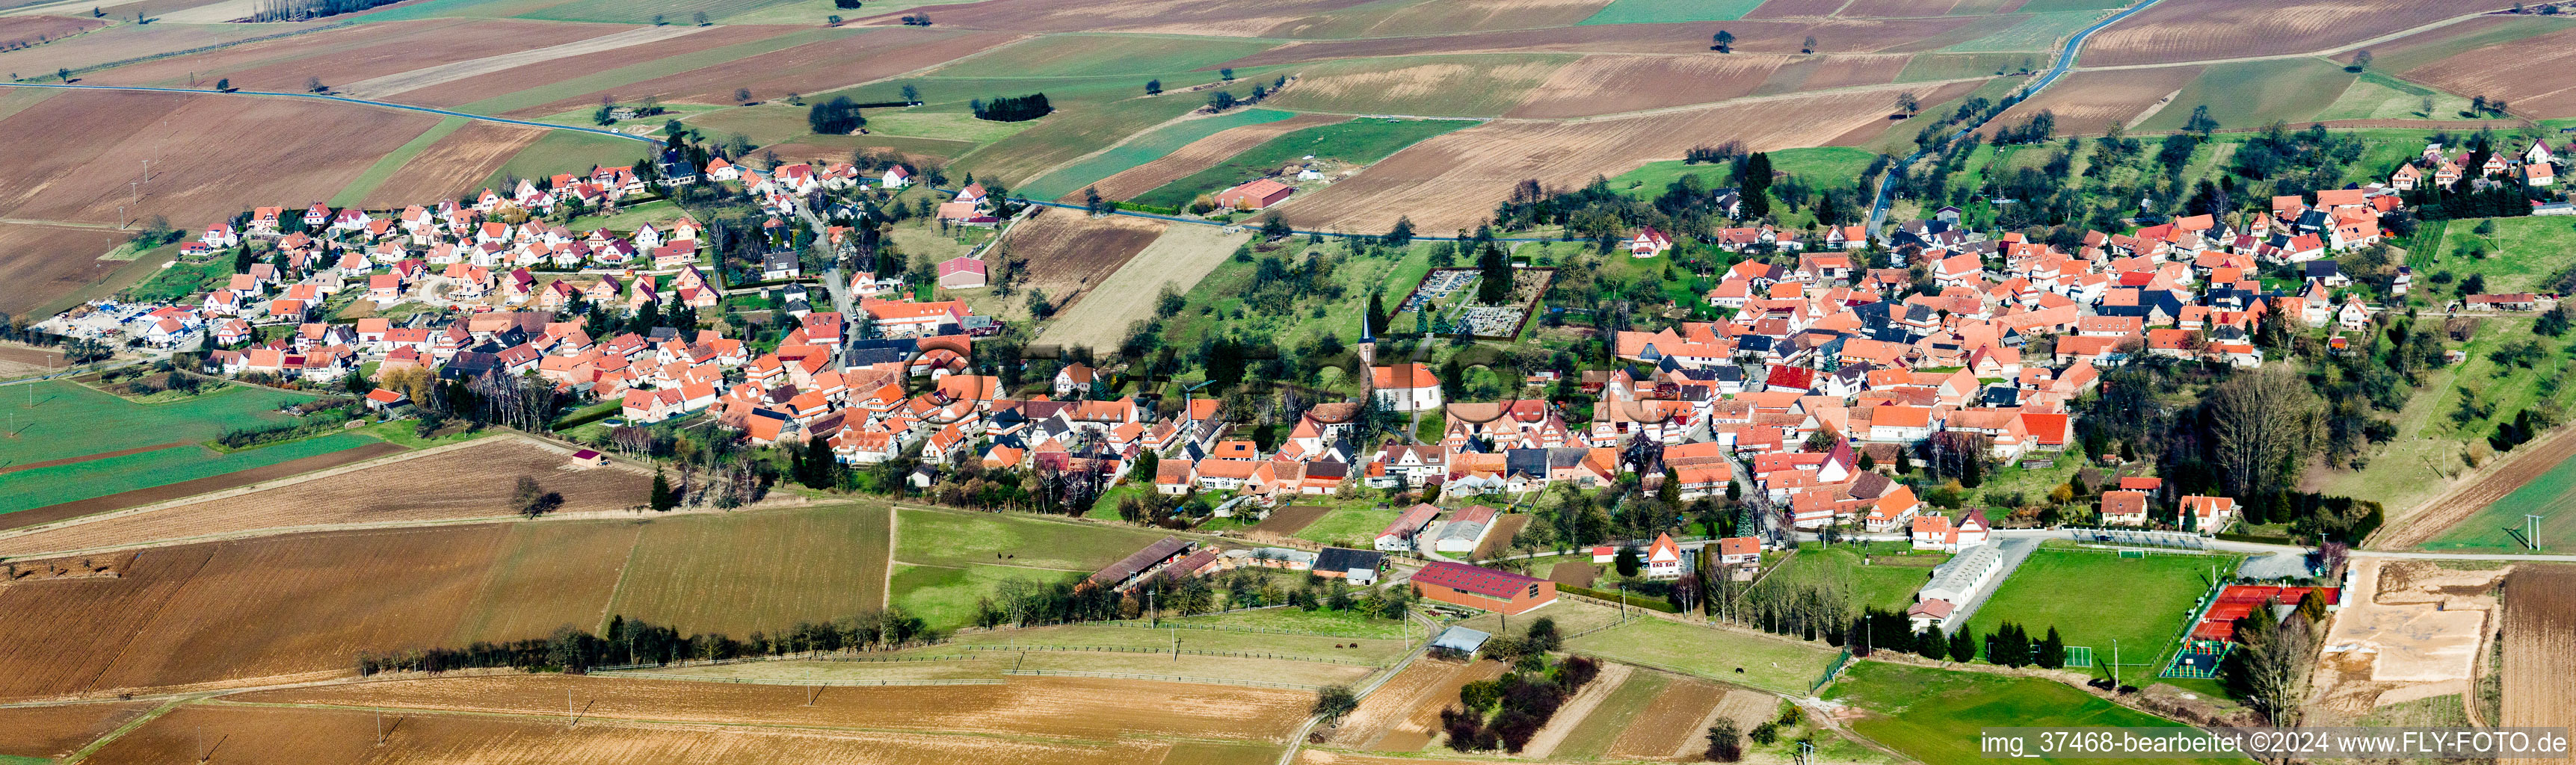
[2071,4,2527,73]
[1035,225,1249,349]
[1001,668,1326,690]
[595,518,650,634]
[2373,420,2576,549]
[890,559,1092,573]
[1520,662,1630,758]
[59,696,185,763]
[882,505,897,607]
[0,440,188,474]
[192,696,1189,746]
[330,116,468,208]
[597,671,1005,687]
[0,435,501,544]
[456,26,847,116]
[337,25,716,99]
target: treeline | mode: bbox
[1847,610,2068,668]
[215,399,362,448]
[1439,622,1596,753]
[247,0,401,21]
[968,564,1414,629]
[807,96,866,134]
[355,610,929,675]
[971,93,1050,122]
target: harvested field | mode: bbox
[1982,65,2199,136]
[1263,54,1574,118]
[386,23,803,107]
[236,672,1314,743]
[1550,560,1597,588]
[511,28,1019,115]
[1505,53,1782,118]
[2373,421,2576,549]
[1246,504,1333,536]
[2502,564,2576,731]
[357,120,550,208]
[446,520,641,645]
[2406,25,2576,120]
[0,700,152,760]
[0,544,215,699]
[90,526,514,692]
[1218,17,1988,66]
[0,442,409,533]
[991,207,1166,312]
[0,13,102,47]
[1322,658,1500,749]
[1287,80,1978,232]
[334,25,718,99]
[857,0,1378,34]
[0,220,129,316]
[1606,676,1754,760]
[1082,114,1343,199]
[1470,514,1527,560]
[1750,52,1908,96]
[0,89,438,226]
[1036,224,1248,350]
[0,437,647,557]
[607,504,893,637]
[0,21,309,76]
[81,702,1177,765]
[1375,659,1508,751]
[87,19,625,90]
[2080,0,2475,67]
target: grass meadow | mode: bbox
[1960,548,2231,670]
[893,508,1177,571]
[605,504,893,636]
[1834,662,2251,765]
[0,381,387,515]
[1563,619,1840,695]
[1579,0,1764,25]
[1019,108,1301,200]
[2133,58,2353,132]
[1761,542,1948,613]
[1130,117,1473,209]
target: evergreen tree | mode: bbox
[649,472,677,511]
[1366,293,1387,336]
[1741,152,1775,219]
[1960,452,1982,489]
[1918,626,1947,660]
[1476,242,1513,304]
[1949,628,1976,664]
[2039,626,2065,669]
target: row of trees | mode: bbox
[970,93,1051,122]
[355,609,928,675]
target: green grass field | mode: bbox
[1943,10,2112,52]
[516,0,797,24]
[888,562,1078,628]
[947,85,1214,187]
[452,27,841,115]
[893,507,1178,571]
[863,108,1043,146]
[477,129,657,191]
[0,381,391,514]
[2134,58,2354,133]
[2423,448,2576,552]
[1130,117,1473,208]
[1262,55,1571,117]
[566,199,683,232]
[1962,549,2231,669]
[1019,108,1301,200]
[2317,70,2477,121]
[1155,606,1416,639]
[1563,619,1840,695]
[2312,312,2576,517]
[683,104,828,146]
[2414,216,2576,294]
[332,117,465,207]
[1761,542,1948,612]
[124,257,238,304]
[945,622,1411,663]
[1834,662,2250,765]
[1550,671,1667,760]
[1898,52,2040,82]
[1292,506,1403,548]
[352,0,576,21]
[934,34,1276,78]
[606,503,893,636]
[1580,0,1764,24]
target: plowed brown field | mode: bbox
[1324,660,1474,748]
[84,19,623,90]
[1752,53,1909,95]
[1216,17,1986,66]
[443,520,641,645]
[1982,66,2201,136]
[992,206,1168,312]
[360,120,550,208]
[514,28,1021,115]
[2081,0,2474,67]
[0,700,153,760]
[1745,0,1849,19]
[0,90,437,226]
[0,438,647,557]
[1288,80,1977,231]
[236,673,1312,742]
[0,544,216,699]
[81,702,1175,765]
[1082,114,1343,199]
[2405,25,2576,119]
[859,0,1377,34]
[389,24,802,107]
[1606,678,1772,760]
[1506,54,1782,118]
[2503,565,2576,731]
[0,221,131,316]
[1836,0,1958,16]
[0,14,105,47]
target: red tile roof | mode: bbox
[1413,561,1544,599]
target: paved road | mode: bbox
[1801,527,2576,562]
[0,81,661,144]
[1864,0,2169,239]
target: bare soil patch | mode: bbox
[0,441,410,534]
[2314,559,2503,716]
[1289,80,1977,232]
[1322,659,1467,747]
[858,0,1378,34]
[0,13,102,47]
[0,343,66,378]
[1033,223,1242,349]
[1983,66,2201,137]
[0,700,152,760]
[1752,52,1908,95]
[513,28,1020,115]
[0,437,647,557]
[87,19,620,90]
[2503,564,2576,730]
[1605,675,1737,759]
[358,120,550,208]
[1248,504,1334,536]
[1550,560,1597,589]
[1372,658,1507,751]
[1083,114,1343,199]
[990,207,1168,316]
[1506,54,1783,118]
[1218,18,1987,66]
[1470,514,1528,560]
[0,89,439,227]
[391,23,800,107]
[0,221,134,317]
[336,24,716,99]
[2405,25,2576,120]
[2081,0,2472,67]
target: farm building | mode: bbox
[1088,536,1198,592]
[1909,542,2005,630]
[1313,547,1387,585]
[1216,179,1294,210]
[1376,503,1440,551]
[1413,561,1556,615]
[1430,626,1493,658]
[1433,504,1500,554]
[937,256,987,289]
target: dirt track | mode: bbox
[2372,424,2576,549]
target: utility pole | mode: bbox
[2112,638,2119,690]
[2525,514,2547,551]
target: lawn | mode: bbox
[1293,506,1403,548]
[605,503,893,636]
[1942,10,2112,52]
[863,108,1042,146]
[1833,662,2250,765]
[1563,619,1840,696]
[2133,58,2355,133]
[567,198,684,232]
[123,256,238,304]
[1130,117,1474,209]
[331,116,466,207]
[2414,215,2576,295]
[893,507,1178,571]
[1760,542,1947,612]
[0,380,390,514]
[1018,108,1303,201]
[888,562,1078,629]
[477,130,658,191]
[1580,0,1765,24]
[1961,548,2232,670]
[1155,606,1417,639]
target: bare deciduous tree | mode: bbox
[2202,367,2321,498]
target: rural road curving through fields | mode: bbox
[1864,0,2169,240]
[0,81,661,144]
